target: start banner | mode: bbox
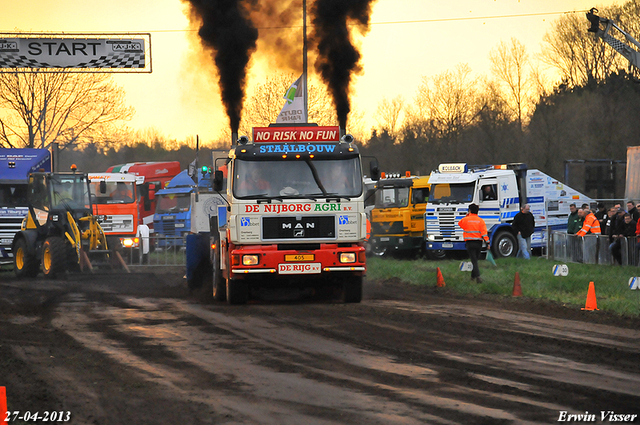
[0,36,146,69]
[252,126,340,143]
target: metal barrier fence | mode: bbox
[551,231,639,266]
[116,235,187,267]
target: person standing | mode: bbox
[627,200,640,222]
[610,213,636,265]
[459,203,490,283]
[567,204,581,234]
[512,204,535,260]
[576,208,602,236]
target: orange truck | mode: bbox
[88,173,149,257]
[105,162,181,234]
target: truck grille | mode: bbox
[371,221,403,235]
[158,219,175,234]
[263,216,335,240]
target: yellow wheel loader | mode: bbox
[12,168,111,278]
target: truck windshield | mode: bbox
[50,175,91,209]
[0,184,28,207]
[428,182,475,204]
[156,193,190,214]
[375,187,409,208]
[233,158,362,199]
[90,181,135,204]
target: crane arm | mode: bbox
[587,8,640,70]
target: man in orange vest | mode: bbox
[459,203,490,283]
[576,208,601,236]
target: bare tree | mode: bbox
[0,70,133,150]
[374,95,404,138]
[412,63,478,157]
[238,72,336,138]
[489,38,531,130]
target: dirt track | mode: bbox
[1,270,640,425]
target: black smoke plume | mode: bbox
[184,0,259,133]
[311,0,376,129]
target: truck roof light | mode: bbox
[70,164,77,171]
[237,136,249,145]
[405,171,410,177]
[282,154,287,159]
[381,172,386,179]
[309,154,314,159]
[341,134,354,144]
[296,154,301,159]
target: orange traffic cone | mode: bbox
[512,272,522,297]
[436,267,446,287]
[0,387,6,425]
[581,281,599,311]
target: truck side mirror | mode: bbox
[213,170,224,192]
[369,159,380,181]
[99,181,107,194]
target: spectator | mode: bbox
[602,207,617,243]
[627,201,640,222]
[577,208,601,236]
[595,202,607,226]
[567,204,581,235]
[512,204,535,260]
[458,203,490,283]
[610,213,636,265]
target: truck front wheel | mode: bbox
[14,238,39,278]
[226,278,248,305]
[492,231,517,258]
[343,275,363,303]
[42,237,67,278]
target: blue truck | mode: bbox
[0,149,52,264]
[153,169,225,251]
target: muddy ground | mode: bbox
[1,268,639,425]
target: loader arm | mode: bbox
[587,8,640,70]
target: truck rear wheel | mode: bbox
[42,237,67,279]
[492,231,517,258]
[343,275,363,303]
[226,278,248,305]
[14,238,39,278]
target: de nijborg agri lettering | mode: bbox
[258,144,336,154]
[244,203,349,214]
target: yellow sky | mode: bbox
[0,0,621,143]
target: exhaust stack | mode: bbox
[232,132,238,145]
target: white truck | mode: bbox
[424,163,592,258]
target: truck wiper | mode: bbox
[322,193,352,201]
[247,194,284,203]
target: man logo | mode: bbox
[241,217,251,227]
[294,229,304,237]
[339,215,349,225]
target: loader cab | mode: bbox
[28,172,92,220]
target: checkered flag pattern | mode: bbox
[0,52,144,69]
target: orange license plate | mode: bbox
[284,254,315,262]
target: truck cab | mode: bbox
[88,173,149,256]
[369,174,430,256]
[0,149,52,264]
[210,124,374,304]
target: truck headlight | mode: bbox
[339,253,356,263]
[52,214,59,222]
[242,254,259,266]
[427,234,435,241]
[120,237,138,248]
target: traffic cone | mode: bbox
[512,272,522,297]
[0,387,6,425]
[436,267,446,287]
[581,281,599,311]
